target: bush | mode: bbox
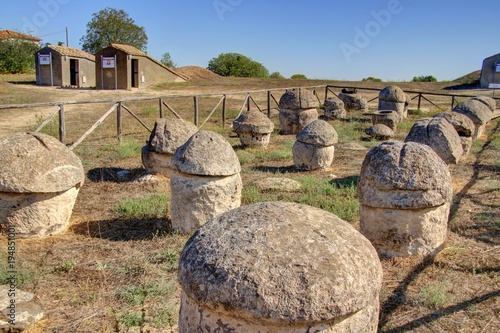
[290,74,307,80]
[207,53,269,78]
[269,71,285,79]
[412,75,437,82]
[362,76,382,82]
[0,39,39,74]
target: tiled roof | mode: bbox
[109,43,190,81]
[44,45,95,62]
[0,30,41,41]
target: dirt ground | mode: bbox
[0,75,499,332]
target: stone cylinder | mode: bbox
[433,112,475,159]
[378,85,406,120]
[358,141,452,257]
[142,118,198,177]
[0,132,84,238]
[233,110,274,148]
[278,88,319,135]
[178,202,383,332]
[453,99,492,139]
[371,110,400,131]
[293,120,338,171]
[170,130,242,233]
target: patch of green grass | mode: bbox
[34,113,59,138]
[142,106,159,116]
[53,258,77,273]
[408,109,423,116]
[116,280,174,306]
[148,248,179,272]
[235,149,256,165]
[418,283,452,309]
[114,140,142,159]
[113,193,168,219]
[152,306,177,328]
[119,311,144,328]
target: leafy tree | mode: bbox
[0,39,39,74]
[412,75,437,82]
[207,53,269,78]
[80,8,148,53]
[160,52,176,68]
[269,71,285,79]
[291,74,307,80]
[362,76,382,82]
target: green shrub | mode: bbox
[412,75,437,82]
[362,76,382,82]
[269,71,285,79]
[290,74,307,80]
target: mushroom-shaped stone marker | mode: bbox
[471,95,496,112]
[453,99,492,138]
[358,141,452,257]
[293,119,338,171]
[0,132,84,238]
[370,110,400,131]
[278,88,319,135]
[433,112,475,159]
[405,117,463,164]
[365,124,394,141]
[170,130,242,233]
[178,202,383,332]
[378,85,407,120]
[232,110,274,148]
[323,96,346,119]
[142,118,198,177]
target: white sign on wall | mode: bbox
[39,54,51,65]
[102,56,115,68]
[496,63,500,72]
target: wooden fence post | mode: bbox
[159,98,164,118]
[267,90,271,118]
[194,96,199,126]
[247,93,251,112]
[58,104,65,144]
[417,93,422,110]
[117,102,122,143]
[222,95,226,128]
[325,86,329,101]
[451,96,455,111]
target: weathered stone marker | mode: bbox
[0,132,84,238]
[278,88,319,134]
[178,202,383,332]
[358,141,452,257]
[170,130,242,233]
[453,99,492,139]
[323,96,346,119]
[142,118,198,177]
[233,110,274,148]
[378,85,407,120]
[338,88,368,112]
[433,112,475,159]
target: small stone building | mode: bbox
[94,43,188,90]
[35,45,95,87]
[480,52,500,88]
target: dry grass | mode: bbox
[0,75,499,332]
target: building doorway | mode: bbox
[131,59,139,88]
[70,59,79,86]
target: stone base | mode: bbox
[238,132,271,148]
[0,187,79,238]
[170,172,242,234]
[293,141,334,171]
[360,202,450,257]
[141,146,174,178]
[324,107,347,120]
[279,108,318,135]
[179,291,379,333]
[378,101,405,120]
[371,110,400,131]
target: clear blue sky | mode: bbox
[2,0,499,81]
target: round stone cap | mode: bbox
[0,132,84,193]
[453,99,492,124]
[471,96,496,112]
[232,111,274,134]
[278,88,319,109]
[172,130,241,176]
[379,85,406,102]
[178,201,382,325]
[323,97,344,110]
[296,119,338,146]
[433,112,475,137]
[358,140,452,209]
[148,118,198,154]
[365,124,394,138]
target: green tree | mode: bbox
[160,52,176,68]
[0,39,39,74]
[80,8,148,53]
[412,75,437,82]
[362,76,382,82]
[291,74,307,80]
[269,71,285,79]
[207,53,269,78]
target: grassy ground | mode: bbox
[0,75,498,332]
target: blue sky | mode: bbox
[2,0,499,81]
